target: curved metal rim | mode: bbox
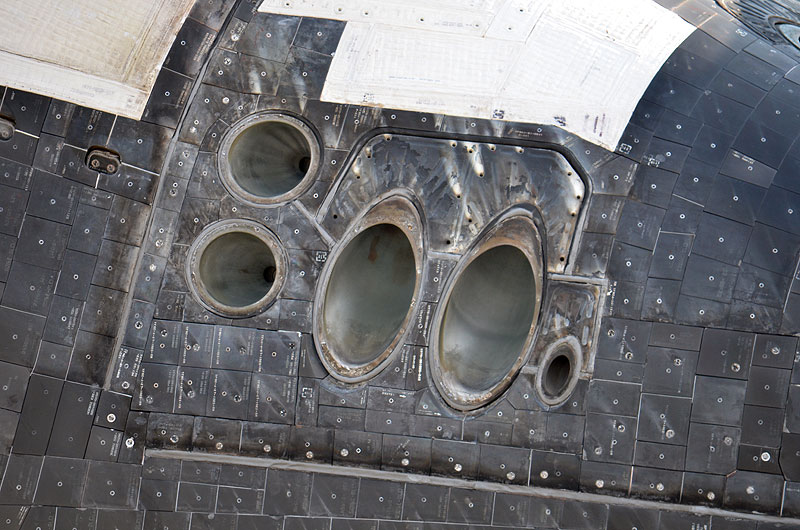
[775,19,800,49]
[185,218,287,318]
[430,208,545,412]
[535,335,583,407]
[217,111,322,206]
[313,191,426,383]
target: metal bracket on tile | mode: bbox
[86,147,121,175]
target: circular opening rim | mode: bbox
[775,21,800,50]
[218,112,321,206]
[430,213,544,412]
[535,336,582,407]
[313,195,424,383]
[186,219,286,318]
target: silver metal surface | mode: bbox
[318,134,584,274]
[778,22,800,50]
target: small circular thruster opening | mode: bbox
[542,353,572,399]
[535,336,582,407]
[186,219,286,317]
[322,223,417,369]
[219,113,320,205]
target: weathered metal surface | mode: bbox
[318,133,585,274]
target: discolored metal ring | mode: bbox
[313,192,425,382]
[777,22,800,50]
[218,111,321,206]
[535,335,583,407]
[186,219,286,318]
[430,208,545,411]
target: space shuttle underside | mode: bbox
[145,94,599,421]
[6,0,800,528]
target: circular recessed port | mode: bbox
[431,212,544,410]
[219,112,320,205]
[315,195,423,381]
[186,219,286,317]
[536,336,582,406]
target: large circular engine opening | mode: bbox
[219,113,319,205]
[323,223,417,369]
[430,212,544,411]
[186,220,285,317]
[439,245,537,396]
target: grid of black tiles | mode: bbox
[3,0,800,526]
[0,0,232,460]
[589,0,800,516]
[99,1,800,517]
[1,453,795,529]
